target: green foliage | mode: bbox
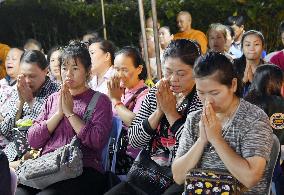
[0,0,283,53]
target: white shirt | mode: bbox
[89,66,115,95]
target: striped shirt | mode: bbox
[176,99,273,194]
[128,85,202,166]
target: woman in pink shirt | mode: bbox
[107,46,148,175]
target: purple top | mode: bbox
[270,50,284,71]
[28,88,112,173]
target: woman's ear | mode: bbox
[231,78,238,92]
[105,52,111,62]
[43,67,49,75]
[137,65,143,75]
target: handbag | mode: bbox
[16,91,102,189]
[3,119,33,162]
[127,145,174,195]
[113,86,148,175]
[16,137,83,189]
[184,168,244,195]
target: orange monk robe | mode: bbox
[174,29,208,54]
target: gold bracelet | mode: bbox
[67,113,75,119]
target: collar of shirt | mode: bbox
[93,66,115,87]
[124,80,146,95]
[34,76,58,97]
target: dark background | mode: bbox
[0,0,283,53]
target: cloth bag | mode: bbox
[16,92,102,189]
[127,147,174,195]
[3,119,33,162]
[184,168,244,195]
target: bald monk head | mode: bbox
[176,11,192,32]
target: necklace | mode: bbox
[208,99,240,153]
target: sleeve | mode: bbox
[128,88,157,149]
[175,111,200,158]
[77,94,112,151]
[195,32,208,54]
[270,53,280,65]
[0,92,19,139]
[241,110,273,162]
[27,96,53,149]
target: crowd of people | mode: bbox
[0,10,283,195]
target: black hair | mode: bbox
[23,38,42,50]
[61,40,92,80]
[47,46,62,66]
[83,30,99,39]
[241,30,265,50]
[163,39,201,67]
[88,39,116,65]
[225,25,235,38]
[245,64,283,113]
[115,46,147,80]
[20,50,48,70]
[247,64,283,97]
[226,15,245,27]
[193,52,242,97]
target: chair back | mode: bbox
[266,134,280,194]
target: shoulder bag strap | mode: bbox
[124,86,148,111]
[82,91,102,123]
[71,91,102,146]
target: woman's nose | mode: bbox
[66,69,73,76]
[205,96,214,104]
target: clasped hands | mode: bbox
[17,75,34,104]
[107,75,124,104]
[199,100,223,146]
[243,63,253,83]
[56,82,74,118]
[155,79,178,115]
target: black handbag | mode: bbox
[127,146,174,195]
[113,86,148,175]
